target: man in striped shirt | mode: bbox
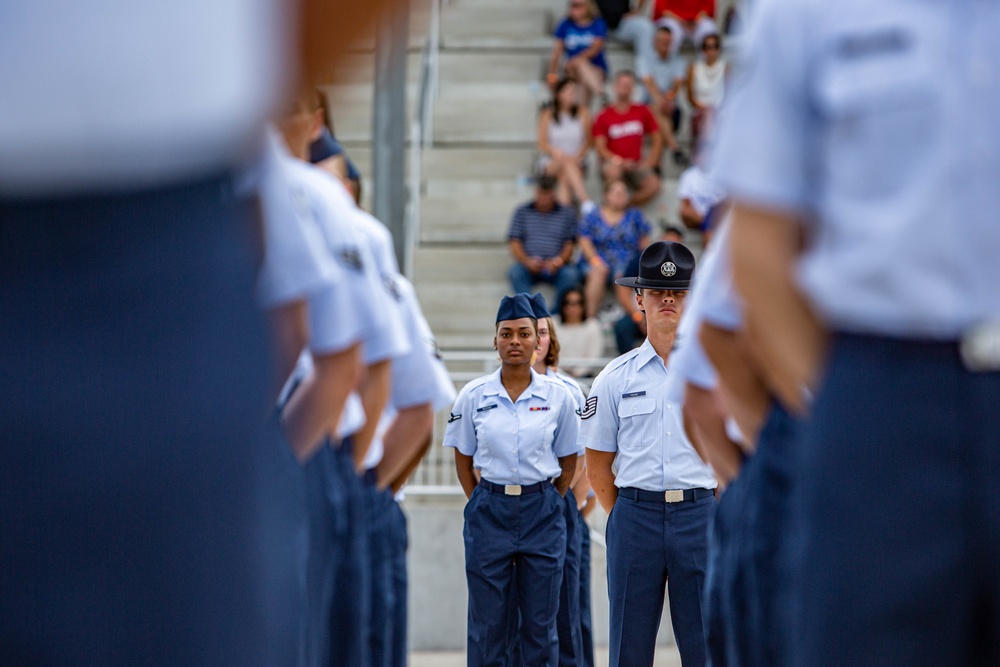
[507,174,581,306]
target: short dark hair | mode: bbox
[614,69,636,81]
[661,224,686,239]
[558,287,588,322]
[537,174,558,190]
[656,25,673,35]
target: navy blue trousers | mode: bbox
[790,333,1000,666]
[465,483,567,667]
[577,504,595,667]
[703,466,752,667]
[606,493,715,667]
[329,441,371,667]
[556,490,585,667]
[303,444,346,667]
[389,501,409,667]
[0,175,292,665]
[366,481,398,667]
[741,404,798,667]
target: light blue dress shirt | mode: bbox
[281,156,410,363]
[444,369,580,486]
[256,130,340,310]
[548,367,587,455]
[581,340,717,491]
[712,0,1000,338]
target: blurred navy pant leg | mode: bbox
[606,495,713,667]
[389,501,409,667]
[329,440,371,667]
[367,483,397,667]
[465,485,566,667]
[303,443,345,667]
[790,334,1000,666]
[0,176,288,666]
[577,509,594,667]
[743,404,798,667]
[556,489,584,667]
[703,467,751,667]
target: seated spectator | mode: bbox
[678,150,726,234]
[507,175,581,307]
[653,0,718,56]
[638,25,688,163]
[578,178,652,317]
[595,0,656,72]
[593,71,663,206]
[557,287,605,377]
[537,78,595,211]
[548,0,609,105]
[686,33,728,147]
[613,224,684,353]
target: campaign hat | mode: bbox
[614,241,696,290]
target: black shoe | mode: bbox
[672,149,690,167]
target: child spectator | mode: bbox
[577,178,652,317]
[548,0,609,105]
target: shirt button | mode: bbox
[666,404,672,410]
[667,431,672,436]
[512,467,518,472]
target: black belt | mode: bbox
[478,479,550,496]
[617,487,715,503]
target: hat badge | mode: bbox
[660,261,677,277]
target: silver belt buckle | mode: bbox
[664,489,685,503]
[504,484,522,496]
[960,322,1000,372]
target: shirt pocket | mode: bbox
[616,396,656,452]
[813,26,943,199]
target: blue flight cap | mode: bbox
[496,294,537,324]
[528,293,551,320]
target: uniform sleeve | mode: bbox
[256,136,340,309]
[389,279,456,410]
[307,281,366,354]
[442,385,477,456]
[579,369,620,452]
[551,386,582,458]
[710,0,816,211]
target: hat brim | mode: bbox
[614,276,692,290]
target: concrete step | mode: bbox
[440,6,555,50]
[413,246,511,282]
[419,195,523,243]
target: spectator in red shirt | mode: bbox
[653,0,717,56]
[592,70,663,206]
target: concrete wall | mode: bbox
[403,493,675,651]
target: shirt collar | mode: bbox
[634,338,665,371]
[482,368,549,401]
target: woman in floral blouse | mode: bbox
[577,178,652,316]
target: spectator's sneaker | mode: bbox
[581,200,597,217]
[672,149,690,167]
